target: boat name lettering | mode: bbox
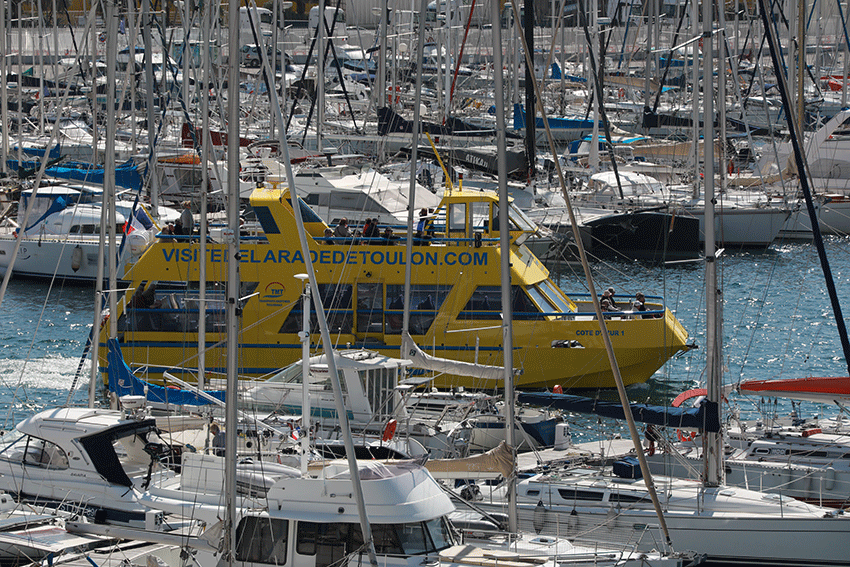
[161,248,488,267]
[576,329,624,336]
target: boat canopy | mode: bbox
[518,392,720,432]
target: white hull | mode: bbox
[0,235,143,282]
[470,470,850,565]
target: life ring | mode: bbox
[671,388,707,443]
[382,419,397,442]
[618,88,625,98]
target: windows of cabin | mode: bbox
[2,435,69,470]
[118,281,258,334]
[557,488,605,502]
[460,286,543,320]
[356,282,384,335]
[385,284,451,335]
[471,201,490,232]
[295,518,453,565]
[279,284,353,334]
[537,279,578,313]
[235,517,289,564]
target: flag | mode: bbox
[124,207,151,234]
[119,18,126,34]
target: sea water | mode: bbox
[0,238,848,440]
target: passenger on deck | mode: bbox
[416,209,428,236]
[179,201,194,236]
[333,218,351,238]
[210,423,226,456]
[324,227,334,244]
[633,292,647,312]
[363,218,380,239]
[606,287,619,309]
[382,226,396,244]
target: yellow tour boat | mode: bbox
[100,184,692,390]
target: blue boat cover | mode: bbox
[107,339,225,406]
[517,392,720,432]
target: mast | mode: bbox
[702,0,723,489]
[490,0,517,534]
[224,0,240,560]
[0,0,5,175]
[523,0,535,178]
[142,0,159,217]
[402,0,427,342]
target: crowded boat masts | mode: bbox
[1,0,850,564]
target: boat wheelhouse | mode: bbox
[100,185,691,390]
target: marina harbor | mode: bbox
[1,0,850,565]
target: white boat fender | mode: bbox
[824,466,836,491]
[71,245,84,272]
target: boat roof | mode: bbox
[16,407,156,442]
[265,461,454,523]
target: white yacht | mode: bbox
[0,184,179,282]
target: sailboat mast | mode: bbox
[224,0,241,560]
[523,0,535,178]
[490,0,517,535]
[402,0,428,339]
[702,0,723,489]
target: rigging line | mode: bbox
[295,0,346,146]
[650,0,690,116]
[758,0,850,375]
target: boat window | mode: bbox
[471,201,490,232]
[296,522,364,566]
[70,224,101,234]
[537,280,577,313]
[557,488,605,501]
[15,437,69,470]
[493,204,537,233]
[460,286,542,320]
[788,450,829,458]
[448,203,466,233]
[279,284,353,334]
[424,517,453,550]
[296,520,450,560]
[525,285,556,314]
[460,286,501,320]
[357,282,383,335]
[385,284,450,335]
[119,283,192,333]
[610,492,649,504]
[265,360,304,384]
[235,516,288,564]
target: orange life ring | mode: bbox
[671,388,707,443]
[382,419,397,442]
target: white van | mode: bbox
[308,6,346,36]
[240,6,274,39]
